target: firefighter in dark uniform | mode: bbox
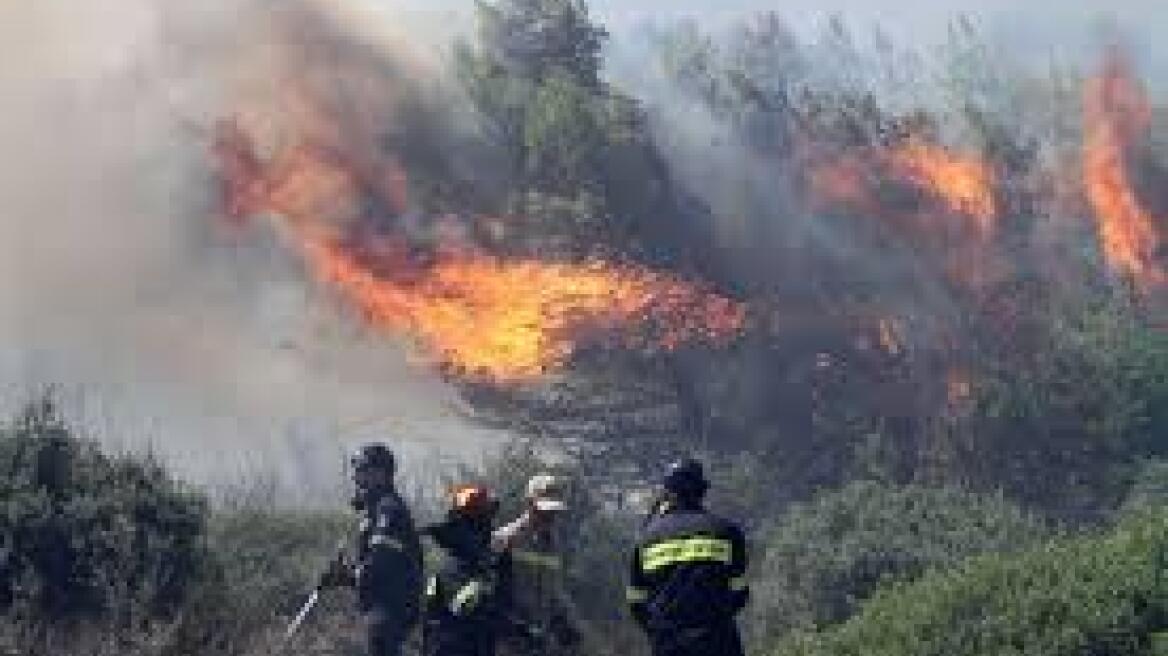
[627,459,749,656]
[324,443,424,656]
[422,484,528,656]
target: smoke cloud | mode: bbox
[0,0,503,499]
[1,0,1163,497]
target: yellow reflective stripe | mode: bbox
[450,580,485,616]
[641,537,732,573]
[424,576,439,598]
[626,586,650,603]
[514,550,563,570]
[729,577,748,591]
[369,535,404,550]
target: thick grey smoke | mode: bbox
[0,0,504,502]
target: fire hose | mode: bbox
[285,538,350,640]
[286,588,322,638]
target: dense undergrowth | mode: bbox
[1,398,1165,656]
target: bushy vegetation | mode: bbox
[0,399,640,656]
[1124,459,1168,515]
[0,391,1164,656]
[960,303,1168,520]
[0,396,359,656]
[747,481,1051,640]
[0,395,208,631]
[774,509,1168,656]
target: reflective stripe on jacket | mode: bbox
[627,507,749,632]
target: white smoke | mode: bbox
[0,0,505,503]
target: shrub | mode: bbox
[181,507,355,654]
[1123,459,1168,515]
[0,395,208,625]
[774,509,1168,656]
[747,481,1050,643]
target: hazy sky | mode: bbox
[389,0,1168,76]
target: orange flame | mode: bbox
[807,153,872,211]
[214,119,745,382]
[886,140,997,236]
[946,367,974,410]
[1082,52,1167,290]
[877,316,904,356]
[806,139,997,238]
[302,235,744,381]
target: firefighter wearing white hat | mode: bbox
[491,474,583,654]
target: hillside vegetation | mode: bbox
[4,0,1168,654]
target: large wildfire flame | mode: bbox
[1083,51,1168,290]
[302,238,744,380]
[213,119,744,383]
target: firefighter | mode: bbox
[320,443,424,656]
[627,459,749,656]
[422,484,527,656]
[492,474,584,654]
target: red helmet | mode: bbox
[448,484,499,520]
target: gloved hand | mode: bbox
[318,552,355,589]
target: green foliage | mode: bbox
[0,395,208,625]
[181,507,353,652]
[964,302,1168,519]
[455,0,683,258]
[748,481,1050,642]
[1124,459,1168,515]
[522,73,605,193]
[474,0,607,89]
[458,0,609,187]
[775,509,1168,656]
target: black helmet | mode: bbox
[662,458,708,497]
[351,442,396,476]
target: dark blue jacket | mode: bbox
[627,506,749,632]
[357,491,424,628]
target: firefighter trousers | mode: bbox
[647,620,744,656]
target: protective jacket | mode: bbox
[423,520,521,656]
[507,531,582,654]
[627,505,748,656]
[356,489,425,654]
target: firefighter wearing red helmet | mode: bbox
[627,459,749,656]
[422,484,529,656]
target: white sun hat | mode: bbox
[526,473,568,512]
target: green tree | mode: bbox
[522,72,605,193]
[456,0,608,187]
[455,0,703,260]
[961,301,1168,520]
[475,0,607,89]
